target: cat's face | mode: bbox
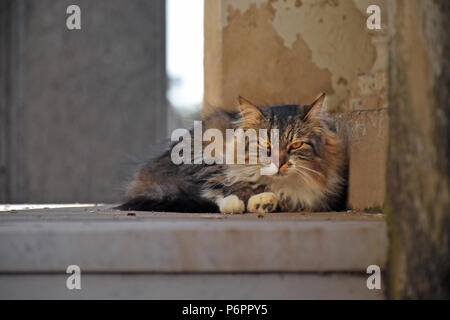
[237,94,338,184]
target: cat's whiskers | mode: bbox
[291,168,312,182]
[294,164,323,177]
[293,167,324,184]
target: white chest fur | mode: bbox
[266,175,328,211]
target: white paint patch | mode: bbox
[222,0,381,112]
[223,0,268,27]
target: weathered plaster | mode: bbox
[386,0,450,299]
[269,0,378,110]
[220,2,333,112]
[207,0,386,113]
[222,0,268,27]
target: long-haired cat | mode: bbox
[118,93,346,214]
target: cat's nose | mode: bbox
[278,152,289,169]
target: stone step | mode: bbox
[0,205,387,299]
[0,273,384,300]
[0,205,386,273]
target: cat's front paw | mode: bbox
[247,192,278,214]
[219,195,245,214]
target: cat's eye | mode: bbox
[290,141,303,149]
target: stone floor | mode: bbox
[0,204,386,299]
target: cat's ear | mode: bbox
[238,96,264,124]
[304,93,326,120]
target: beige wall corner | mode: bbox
[204,0,390,212]
[347,109,388,211]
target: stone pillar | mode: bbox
[204,0,388,211]
[0,0,166,203]
[386,0,450,299]
[0,0,27,203]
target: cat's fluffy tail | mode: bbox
[115,195,219,213]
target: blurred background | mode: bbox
[0,0,204,204]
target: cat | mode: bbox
[117,93,346,214]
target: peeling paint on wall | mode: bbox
[269,0,377,110]
[217,2,334,113]
[222,0,268,27]
[206,0,387,114]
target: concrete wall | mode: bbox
[204,0,388,210]
[204,0,387,114]
[386,0,450,299]
[0,0,167,203]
